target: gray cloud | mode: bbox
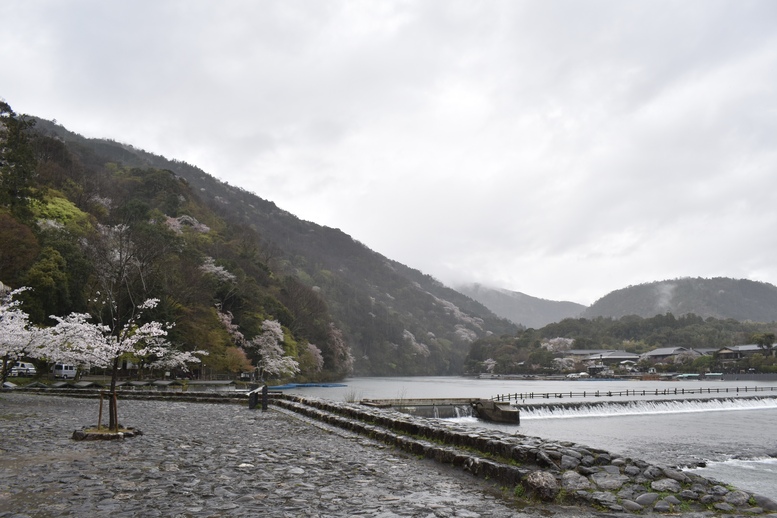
[3,0,777,304]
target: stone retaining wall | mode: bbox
[16,386,255,404]
[275,395,777,515]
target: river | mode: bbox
[283,376,777,501]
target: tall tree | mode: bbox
[0,101,39,219]
[75,223,171,428]
[22,247,70,322]
[753,332,776,357]
[0,214,40,287]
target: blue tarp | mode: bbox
[268,383,347,390]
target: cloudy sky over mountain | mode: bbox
[3,1,777,304]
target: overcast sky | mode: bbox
[3,1,777,305]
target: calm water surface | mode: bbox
[287,376,777,501]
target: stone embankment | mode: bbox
[276,395,777,515]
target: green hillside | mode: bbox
[1,101,516,379]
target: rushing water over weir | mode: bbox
[492,384,777,402]
[517,395,777,419]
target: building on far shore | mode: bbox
[717,344,775,363]
[639,346,690,362]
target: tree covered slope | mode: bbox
[1,106,516,379]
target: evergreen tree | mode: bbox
[0,101,39,219]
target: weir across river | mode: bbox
[361,398,520,423]
[358,386,777,424]
[361,398,475,418]
[491,384,777,403]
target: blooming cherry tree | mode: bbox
[0,288,47,385]
[247,319,300,380]
[48,299,201,430]
[325,323,355,377]
[304,343,324,373]
[48,300,169,371]
[216,308,245,346]
[199,256,236,283]
[217,309,299,381]
[482,358,497,373]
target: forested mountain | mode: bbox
[583,277,777,322]
[455,283,585,328]
[0,102,516,379]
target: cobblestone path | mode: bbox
[0,393,600,517]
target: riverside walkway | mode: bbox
[0,393,592,517]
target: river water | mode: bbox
[284,376,777,501]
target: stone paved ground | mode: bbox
[0,393,619,518]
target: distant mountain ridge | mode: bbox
[583,277,777,322]
[458,277,777,327]
[455,284,585,328]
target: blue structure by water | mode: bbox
[268,382,347,390]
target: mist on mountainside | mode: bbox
[583,277,777,322]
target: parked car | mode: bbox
[10,361,37,377]
[52,364,76,379]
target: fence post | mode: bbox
[112,392,118,432]
[97,392,104,430]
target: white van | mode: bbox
[10,361,37,377]
[52,364,76,379]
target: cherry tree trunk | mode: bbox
[109,357,119,431]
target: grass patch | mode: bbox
[342,389,362,403]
